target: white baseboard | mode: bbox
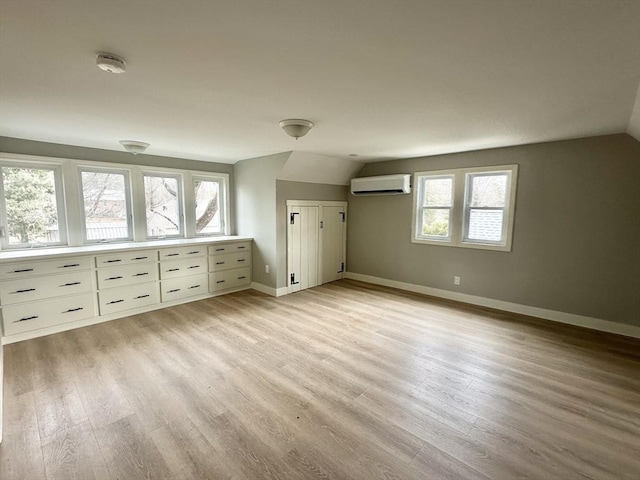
[345,272,640,339]
[250,282,288,297]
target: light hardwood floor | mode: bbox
[1,279,639,479]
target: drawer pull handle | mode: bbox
[238,276,247,279]
[63,307,83,313]
[216,261,225,265]
[188,285,201,289]
[168,288,181,293]
[238,246,246,249]
[166,253,180,257]
[13,268,34,273]
[106,276,123,281]
[133,272,149,277]
[105,259,122,263]
[62,282,81,287]
[133,256,148,260]
[16,315,38,322]
[187,265,200,269]
[107,299,124,304]
[215,248,225,251]
[216,280,226,284]
[237,259,246,262]
[14,288,36,293]
[187,251,200,255]
[134,294,150,299]
[167,268,180,272]
[62,264,81,268]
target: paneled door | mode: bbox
[321,205,347,284]
[287,205,319,293]
[287,201,347,293]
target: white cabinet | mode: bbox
[161,274,208,302]
[1,238,252,343]
[159,247,208,303]
[98,282,159,315]
[208,241,252,293]
[0,256,96,336]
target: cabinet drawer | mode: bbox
[208,251,251,272]
[209,267,251,292]
[160,258,207,279]
[208,242,251,255]
[159,246,206,260]
[0,256,91,280]
[98,282,159,316]
[1,270,93,306]
[97,262,158,289]
[161,274,208,302]
[95,250,158,267]
[2,293,96,336]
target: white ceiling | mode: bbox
[1,0,639,164]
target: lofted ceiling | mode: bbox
[1,0,639,164]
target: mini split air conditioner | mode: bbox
[350,174,411,195]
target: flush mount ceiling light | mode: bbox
[279,119,314,139]
[119,140,149,155]
[96,53,126,74]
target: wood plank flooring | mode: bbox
[1,279,639,479]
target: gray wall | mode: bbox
[0,136,237,233]
[276,180,348,289]
[348,134,640,326]
[234,153,290,288]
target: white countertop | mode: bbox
[0,236,253,262]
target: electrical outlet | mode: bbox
[265,265,270,274]
[454,276,460,285]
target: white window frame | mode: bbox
[0,158,68,249]
[78,166,134,243]
[412,164,518,251]
[142,171,184,239]
[414,172,456,243]
[193,174,227,237]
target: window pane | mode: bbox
[467,209,504,241]
[81,171,129,240]
[423,177,453,206]
[469,174,507,207]
[422,208,450,237]
[144,176,180,236]
[195,179,221,234]
[2,167,60,245]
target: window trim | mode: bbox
[412,164,518,252]
[78,166,135,243]
[142,171,185,239]
[0,159,68,249]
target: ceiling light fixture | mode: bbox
[119,140,149,155]
[279,119,314,139]
[96,53,126,74]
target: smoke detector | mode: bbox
[96,53,126,74]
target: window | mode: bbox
[80,168,132,242]
[143,173,183,237]
[413,165,517,251]
[0,163,66,248]
[415,174,454,241]
[194,176,224,235]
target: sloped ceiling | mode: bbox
[0,0,639,164]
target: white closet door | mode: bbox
[321,205,346,284]
[287,206,319,293]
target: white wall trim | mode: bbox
[250,282,288,297]
[345,272,640,339]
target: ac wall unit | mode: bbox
[350,174,411,195]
